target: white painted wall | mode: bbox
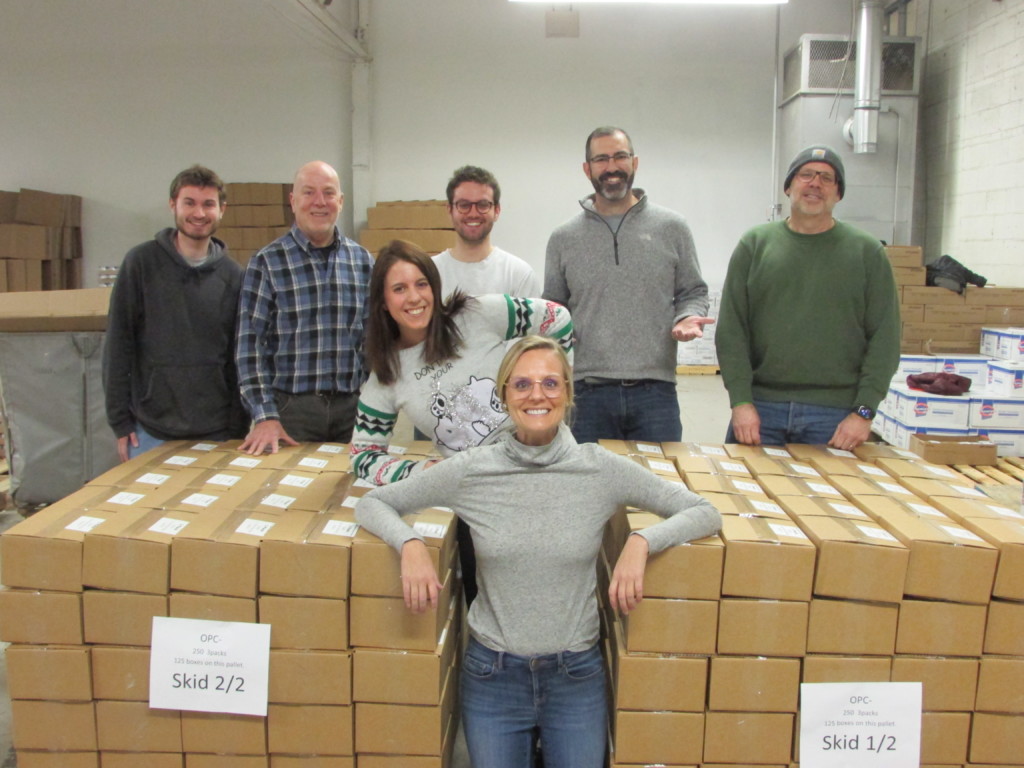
[0,0,864,289]
[919,0,1024,287]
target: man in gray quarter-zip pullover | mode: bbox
[544,126,712,443]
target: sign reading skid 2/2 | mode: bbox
[150,617,271,716]
[800,682,922,768]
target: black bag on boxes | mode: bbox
[926,255,987,294]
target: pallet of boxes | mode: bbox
[0,437,460,767]
[0,187,84,292]
[598,438,1023,767]
[359,201,455,256]
[877,244,1024,456]
[215,183,294,269]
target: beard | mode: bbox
[590,169,634,202]
[176,214,217,241]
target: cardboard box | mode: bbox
[758,474,846,501]
[700,491,791,521]
[970,391,1024,429]
[349,576,454,652]
[267,704,354,756]
[707,656,800,712]
[673,454,752,477]
[966,287,1024,307]
[15,188,81,226]
[975,656,1024,713]
[622,597,718,655]
[95,699,182,752]
[775,494,874,523]
[10,700,97,751]
[83,590,167,646]
[359,228,455,254]
[896,599,987,656]
[612,710,704,765]
[91,645,150,701]
[892,266,926,286]
[258,595,348,650]
[269,649,352,705]
[259,509,358,599]
[872,456,973,485]
[885,245,923,267]
[890,656,979,711]
[920,711,970,765]
[180,711,267,755]
[0,287,109,331]
[802,655,891,682]
[719,515,816,601]
[887,385,971,429]
[0,189,17,222]
[350,508,456,598]
[986,359,1024,396]
[806,598,898,655]
[600,439,665,457]
[354,666,454,755]
[897,475,990,503]
[984,598,1024,655]
[5,645,92,700]
[702,711,794,764]
[168,592,257,624]
[366,201,451,230]
[0,588,83,644]
[717,599,808,657]
[685,472,770,499]
[629,512,723,599]
[969,712,1024,764]
[183,756,263,768]
[609,616,707,712]
[16,753,100,768]
[902,286,966,306]
[956,515,1024,601]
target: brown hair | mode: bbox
[496,335,575,412]
[446,165,501,206]
[365,240,472,385]
[169,164,226,206]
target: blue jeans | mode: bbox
[128,422,166,459]
[461,637,607,768]
[725,399,849,446]
[571,379,681,444]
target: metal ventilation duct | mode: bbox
[853,0,883,153]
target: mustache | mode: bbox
[600,171,628,183]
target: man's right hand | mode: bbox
[730,403,762,445]
[239,419,298,455]
[117,433,139,463]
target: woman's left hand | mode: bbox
[609,534,650,615]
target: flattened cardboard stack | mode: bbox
[600,438,1024,768]
[0,188,84,292]
[0,439,378,768]
[359,201,455,256]
[217,183,294,268]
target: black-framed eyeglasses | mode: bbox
[452,200,496,214]
[587,152,633,165]
[795,169,836,186]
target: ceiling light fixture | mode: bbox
[511,0,787,4]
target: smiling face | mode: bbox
[786,161,841,221]
[503,348,569,446]
[448,181,500,245]
[383,259,434,348]
[170,185,224,242]
[290,161,343,247]
[583,131,638,204]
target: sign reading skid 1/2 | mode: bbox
[800,682,922,768]
[150,616,271,716]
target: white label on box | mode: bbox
[808,482,840,496]
[182,493,219,508]
[149,517,191,535]
[720,461,749,473]
[635,442,661,454]
[921,464,956,478]
[826,447,856,458]
[859,465,888,477]
[207,473,241,487]
[769,522,808,540]
[340,495,361,509]
[907,502,943,517]
[65,515,107,533]
[413,521,448,539]
[316,444,344,454]
[791,463,820,477]
[987,504,1024,519]
[190,442,217,452]
[751,500,784,514]
[298,457,327,469]
[150,616,270,716]
[732,480,763,494]
[235,518,275,537]
[878,482,911,495]
[893,449,918,458]
[699,444,728,456]
[230,457,262,469]
[858,525,898,543]
[433,506,454,513]
[764,447,792,457]
[136,472,172,485]
[940,525,984,542]
[648,460,676,473]
[323,520,360,538]
[279,474,313,488]
[164,455,197,466]
[388,445,408,455]
[953,485,985,498]
[828,502,867,518]
[107,491,146,506]
[353,478,375,489]
[260,493,295,509]
[800,682,921,768]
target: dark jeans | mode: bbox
[571,378,682,444]
[275,389,359,443]
[725,399,850,446]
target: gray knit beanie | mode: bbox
[784,145,846,199]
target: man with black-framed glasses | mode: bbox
[716,144,900,450]
[544,126,712,443]
[432,164,539,299]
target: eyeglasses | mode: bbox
[452,200,495,214]
[587,151,633,165]
[795,168,837,186]
[507,376,565,397]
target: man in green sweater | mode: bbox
[715,145,900,449]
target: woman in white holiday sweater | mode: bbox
[355,336,721,768]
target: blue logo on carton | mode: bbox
[943,361,955,373]
[914,399,928,417]
[979,401,995,420]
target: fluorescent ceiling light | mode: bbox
[510,1,787,4]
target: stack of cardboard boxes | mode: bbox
[0,188,84,292]
[359,201,455,256]
[599,438,1023,767]
[216,183,294,268]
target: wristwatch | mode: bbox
[853,405,875,420]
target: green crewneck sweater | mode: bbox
[715,219,900,411]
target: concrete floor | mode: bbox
[0,374,732,766]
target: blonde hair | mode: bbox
[496,336,574,412]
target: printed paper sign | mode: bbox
[800,682,921,768]
[150,617,270,716]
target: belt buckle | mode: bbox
[620,379,641,387]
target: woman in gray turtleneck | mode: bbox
[355,336,721,768]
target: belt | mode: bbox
[279,388,352,400]
[581,377,646,387]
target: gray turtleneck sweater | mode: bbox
[355,424,721,655]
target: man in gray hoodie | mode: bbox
[103,165,246,461]
[544,126,713,443]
